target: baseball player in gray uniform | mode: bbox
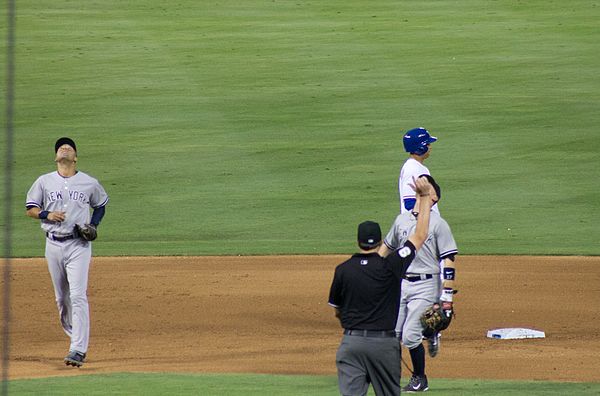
[379,175,457,392]
[25,137,109,367]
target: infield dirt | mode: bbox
[4,255,600,382]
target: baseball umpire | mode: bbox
[379,174,458,392]
[25,137,109,367]
[328,177,435,396]
[398,127,438,214]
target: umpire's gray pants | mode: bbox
[336,335,400,396]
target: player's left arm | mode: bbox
[439,256,457,310]
[76,180,109,241]
[89,180,109,227]
[90,206,106,227]
[437,219,458,310]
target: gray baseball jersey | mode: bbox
[26,170,108,355]
[383,211,457,274]
[26,171,109,235]
[383,210,458,348]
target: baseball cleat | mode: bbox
[427,332,441,357]
[402,375,429,393]
[64,351,86,367]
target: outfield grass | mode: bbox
[6,373,600,395]
[2,2,600,394]
[2,0,599,257]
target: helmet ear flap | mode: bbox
[413,143,428,156]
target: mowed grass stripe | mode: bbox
[5,1,599,256]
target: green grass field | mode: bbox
[1,0,598,256]
[6,373,600,396]
[2,0,600,394]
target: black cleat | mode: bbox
[403,375,429,392]
[64,351,86,367]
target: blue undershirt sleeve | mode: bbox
[90,206,106,226]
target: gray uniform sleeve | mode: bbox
[26,177,44,208]
[436,218,458,259]
[383,216,401,250]
[90,179,109,208]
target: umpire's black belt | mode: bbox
[403,274,434,282]
[344,329,397,338]
[46,232,76,242]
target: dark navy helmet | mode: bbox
[402,127,437,155]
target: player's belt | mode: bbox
[403,274,434,282]
[46,232,76,242]
[343,329,397,338]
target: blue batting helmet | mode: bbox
[403,127,437,155]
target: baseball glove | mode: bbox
[421,303,453,337]
[75,223,97,241]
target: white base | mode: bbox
[487,328,545,340]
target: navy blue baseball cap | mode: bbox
[55,137,77,153]
[357,221,382,249]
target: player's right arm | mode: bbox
[25,178,65,222]
[378,221,399,258]
[26,207,65,222]
[378,244,392,258]
[406,178,434,250]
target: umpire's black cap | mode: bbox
[55,137,77,153]
[357,221,382,250]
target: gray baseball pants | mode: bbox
[45,238,91,354]
[396,277,441,348]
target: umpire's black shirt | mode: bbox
[328,241,416,330]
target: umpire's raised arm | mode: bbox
[406,177,434,251]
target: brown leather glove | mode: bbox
[421,303,453,337]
